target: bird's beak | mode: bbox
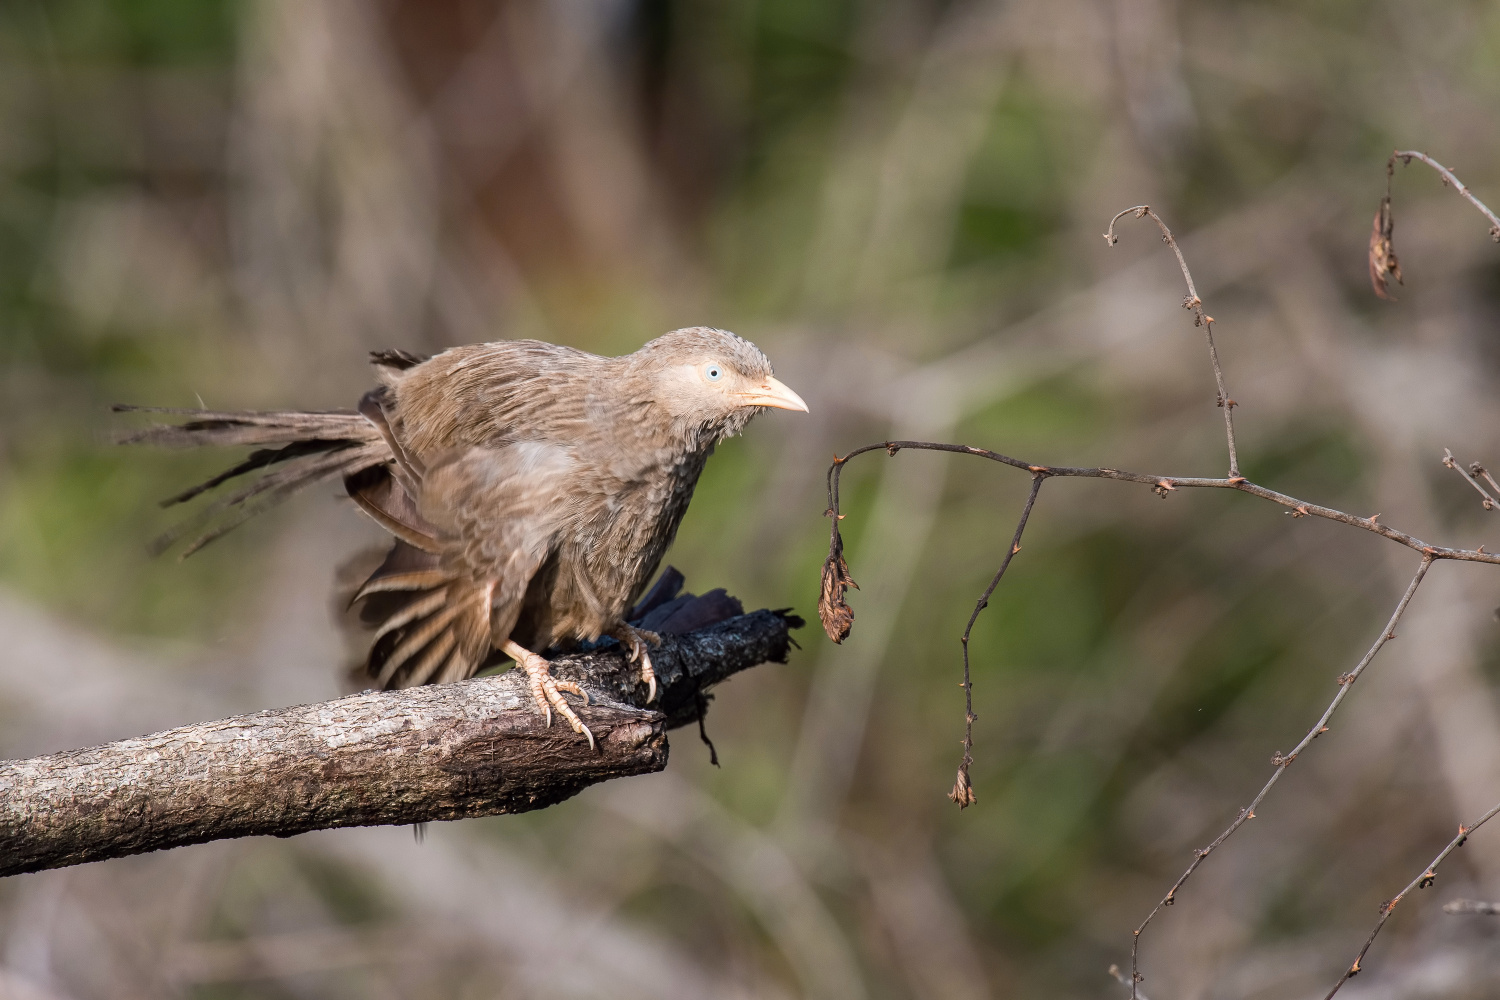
[735,375,809,413]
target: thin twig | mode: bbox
[1373,151,1500,298]
[824,442,1500,566]
[1443,448,1498,511]
[1132,556,1432,999]
[1392,151,1500,241]
[1108,963,1151,1000]
[1474,464,1500,500]
[815,187,1500,995]
[951,474,1044,807]
[1106,206,1241,478]
[817,444,1459,998]
[1324,796,1500,998]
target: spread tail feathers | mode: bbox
[352,547,493,688]
[115,405,389,556]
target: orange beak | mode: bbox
[735,375,809,413]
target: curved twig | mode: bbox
[819,442,1449,997]
[950,474,1044,807]
[1372,151,1500,299]
[824,441,1499,566]
[1106,206,1240,478]
[1392,150,1500,240]
[821,187,1500,994]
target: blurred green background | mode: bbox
[5,1,1500,998]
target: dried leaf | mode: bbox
[1369,197,1402,300]
[948,767,976,808]
[817,531,858,643]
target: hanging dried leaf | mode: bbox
[1369,196,1402,300]
[948,767,976,808]
[817,530,858,643]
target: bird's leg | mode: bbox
[610,624,663,703]
[501,640,593,751]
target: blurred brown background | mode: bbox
[4,1,1500,997]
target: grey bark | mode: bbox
[0,610,799,878]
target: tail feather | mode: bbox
[364,577,492,689]
[117,405,390,556]
[171,440,393,560]
[351,538,444,618]
[114,404,374,434]
[376,602,464,686]
[161,439,358,506]
[399,630,459,688]
[354,569,453,600]
[127,424,367,451]
[121,398,502,692]
[434,646,475,684]
[371,588,449,643]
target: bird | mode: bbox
[119,327,808,747]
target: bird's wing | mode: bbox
[354,440,579,689]
[385,340,616,458]
[421,440,577,598]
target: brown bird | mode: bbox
[121,328,807,746]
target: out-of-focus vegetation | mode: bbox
[5,1,1500,998]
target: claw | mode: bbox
[502,639,594,749]
[554,679,590,705]
[611,625,662,704]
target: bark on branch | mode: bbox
[0,609,800,878]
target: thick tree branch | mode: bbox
[0,609,800,878]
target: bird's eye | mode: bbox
[704,364,724,382]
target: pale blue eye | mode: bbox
[704,364,724,381]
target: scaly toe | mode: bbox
[542,675,595,751]
[554,679,590,705]
[525,670,552,727]
[507,639,595,742]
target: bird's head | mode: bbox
[630,327,808,437]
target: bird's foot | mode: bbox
[611,624,662,703]
[501,640,593,750]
